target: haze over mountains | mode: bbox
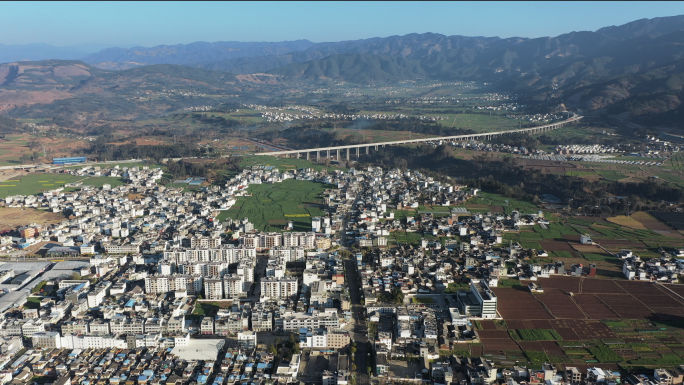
[3,15,684,128]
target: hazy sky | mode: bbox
[3,1,684,47]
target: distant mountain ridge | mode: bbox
[82,40,316,70]
[3,15,684,127]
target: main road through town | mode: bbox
[344,257,371,385]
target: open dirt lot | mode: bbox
[0,207,64,231]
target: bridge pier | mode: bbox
[327,149,330,159]
[252,115,580,158]
[336,149,340,160]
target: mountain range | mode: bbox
[4,15,684,127]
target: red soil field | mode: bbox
[479,320,496,330]
[535,276,581,293]
[530,320,553,329]
[551,320,615,339]
[553,328,581,340]
[477,330,511,339]
[596,294,654,319]
[581,279,626,294]
[539,341,566,357]
[518,341,544,351]
[480,338,520,352]
[618,281,684,306]
[469,344,483,356]
[493,288,553,319]
[505,320,526,329]
[536,289,586,319]
[631,211,677,232]
[663,284,684,298]
[573,294,619,319]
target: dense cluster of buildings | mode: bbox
[1,161,684,384]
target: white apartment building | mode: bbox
[260,277,298,301]
[103,244,140,254]
[269,246,306,262]
[204,277,224,300]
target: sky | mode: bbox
[3,1,684,49]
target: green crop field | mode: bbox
[0,174,129,198]
[63,162,164,170]
[532,126,599,141]
[0,174,85,198]
[566,171,597,177]
[239,155,343,173]
[216,179,332,232]
[469,191,540,215]
[515,329,563,341]
[668,152,684,170]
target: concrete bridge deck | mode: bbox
[254,115,582,160]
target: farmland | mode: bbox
[216,179,332,232]
[468,191,540,215]
[0,173,127,199]
[0,173,83,198]
[473,276,684,369]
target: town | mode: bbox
[0,161,679,385]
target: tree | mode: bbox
[351,363,357,371]
[368,322,378,339]
[350,346,357,354]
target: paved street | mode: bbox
[345,258,370,385]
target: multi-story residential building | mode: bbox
[260,277,298,301]
[327,330,351,349]
[32,331,61,349]
[251,310,273,332]
[103,244,140,254]
[269,246,306,262]
[204,277,224,300]
[282,313,339,331]
[61,319,89,335]
[88,319,110,335]
[87,281,111,308]
[200,317,214,335]
[223,275,247,299]
[258,233,282,250]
